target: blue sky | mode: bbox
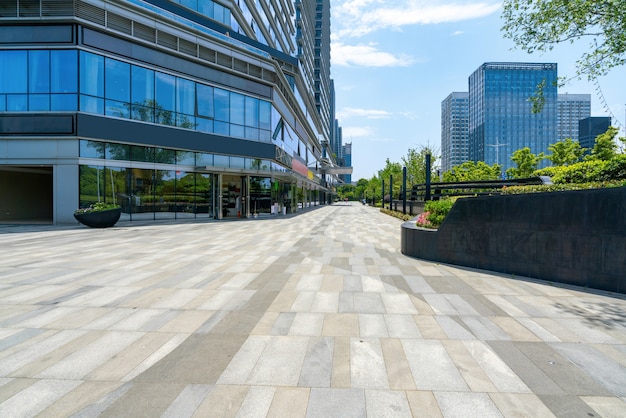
[329,0,626,181]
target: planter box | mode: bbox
[401,187,626,294]
[74,207,122,228]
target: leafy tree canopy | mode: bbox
[506,147,545,178]
[401,146,439,186]
[443,161,502,182]
[588,126,620,161]
[501,0,626,80]
[547,138,585,166]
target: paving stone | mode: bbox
[1,204,625,416]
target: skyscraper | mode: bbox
[469,62,558,172]
[441,92,469,172]
[0,0,337,224]
[558,94,591,141]
[579,116,611,150]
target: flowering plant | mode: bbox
[74,202,120,214]
[416,211,432,228]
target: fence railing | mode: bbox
[409,176,553,201]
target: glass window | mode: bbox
[130,145,155,163]
[107,143,130,160]
[196,117,213,133]
[176,77,195,115]
[179,0,197,9]
[214,121,229,135]
[176,151,195,166]
[196,83,213,118]
[29,50,50,93]
[80,95,104,114]
[245,127,259,141]
[195,152,213,166]
[29,94,49,111]
[105,99,130,118]
[214,88,229,122]
[259,101,271,130]
[105,58,130,102]
[245,96,259,128]
[131,65,154,106]
[7,94,27,111]
[230,92,245,125]
[80,51,104,97]
[214,154,229,167]
[199,1,214,18]
[80,140,106,158]
[155,72,175,111]
[0,51,27,93]
[0,95,5,111]
[79,165,105,208]
[230,124,244,138]
[230,156,245,169]
[51,50,78,93]
[155,148,176,164]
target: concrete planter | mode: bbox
[401,187,626,294]
[74,207,122,228]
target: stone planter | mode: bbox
[74,207,122,228]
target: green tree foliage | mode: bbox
[337,184,356,200]
[506,147,545,178]
[378,158,403,199]
[401,146,439,186]
[588,126,619,161]
[501,0,626,80]
[443,161,502,182]
[547,138,585,166]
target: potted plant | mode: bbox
[74,202,122,228]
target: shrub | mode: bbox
[501,180,626,195]
[424,198,456,228]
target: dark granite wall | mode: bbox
[401,187,626,294]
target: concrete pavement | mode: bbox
[0,203,625,417]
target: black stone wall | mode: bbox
[401,187,626,294]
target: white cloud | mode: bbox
[342,126,377,138]
[338,108,392,120]
[332,42,413,67]
[334,1,501,39]
[450,30,465,36]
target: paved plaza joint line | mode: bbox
[0,203,625,417]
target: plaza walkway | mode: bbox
[0,203,625,417]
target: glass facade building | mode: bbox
[469,62,558,172]
[579,116,611,151]
[441,92,469,172]
[0,0,338,224]
[557,94,591,142]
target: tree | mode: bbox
[547,138,585,166]
[443,161,502,182]
[588,126,620,161]
[378,158,403,199]
[501,1,626,80]
[401,146,439,186]
[506,147,545,178]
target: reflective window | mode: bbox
[7,94,27,111]
[177,77,195,115]
[230,92,245,125]
[196,83,213,118]
[196,152,213,166]
[131,65,154,106]
[29,94,49,111]
[80,51,104,97]
[214,88,229,122]
[259,101,271,130]
[105,58,130,103]
[0,51,27,93]
[79,140,106,158]
[155,72,175,112]
[245,96,259,128]
[29,51,50,93]
[214,154,229,167]
[107,143,130,160]
[176,151,195,166]
[130,145,155,162]
[51,50,77,93]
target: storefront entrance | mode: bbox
[221,175,247,218]
[0,166,53,223]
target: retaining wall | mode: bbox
[401,187,626,294]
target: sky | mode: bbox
[329,0,626,181]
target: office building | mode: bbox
[441,92,469,172]
[558,94,591,141]
[469,62,558,172]
[0,0,341,224]
[579,116,611,150]
[341,142,352,184]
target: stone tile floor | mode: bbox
[0,203,625,417]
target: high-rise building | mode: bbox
[469,62,558,172]
[341,143,352,184]
[441,92,469,172]
[579,116,611,150]
[558,94,591,141]
[0,0,338,224]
